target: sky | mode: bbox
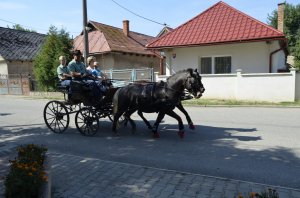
[0,0,299,38]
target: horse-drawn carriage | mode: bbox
[43,68,205,139]
[43,79,120,136]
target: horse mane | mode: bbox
[167,68,193,81]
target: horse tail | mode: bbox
[113,88,121,116]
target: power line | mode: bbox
[0,18,49,32]
[110,0,167,26]
[0,18,81,34]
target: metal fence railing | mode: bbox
[103,68,154,87]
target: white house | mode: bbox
[147,1,287,75]
[147,1,300,102]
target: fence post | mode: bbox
[20,74,24,95]
[235,69,242,100]
[131,69,137,82]
[290,68,297,101]
[109,69,113,79]
[150,68,154,82]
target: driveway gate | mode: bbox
[0,74,30,95]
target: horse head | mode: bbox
[185,68,205,99]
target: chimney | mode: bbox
[277,3,285,32]
[123,20,129,37]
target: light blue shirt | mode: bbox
[68,60,87,75]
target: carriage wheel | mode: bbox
[75,107,99,136]
[43,101,69,133]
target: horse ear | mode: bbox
[188,68,193,76]
[194,69,198,72]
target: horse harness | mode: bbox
[137,81,182,107]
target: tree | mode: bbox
[7,24,36,32]
[294,30,300,68]
[267,3,300,69]
[33,26,73,91]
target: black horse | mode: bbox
[112,68,205,138]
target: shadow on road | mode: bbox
[0,120,299,189]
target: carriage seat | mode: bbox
[57,84,69,93]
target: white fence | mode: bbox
[155,68,299,102]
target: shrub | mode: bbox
[4,144,48,198]
[238,188,280,198]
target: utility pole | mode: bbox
[83,0,89,66]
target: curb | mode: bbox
[41,154,51,198]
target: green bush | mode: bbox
[238,188,279,198]
[4,144,48,198]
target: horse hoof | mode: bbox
[189,124,195,130]
[152,133,160,138]
[113,132,120,137]
[178,131,184,139]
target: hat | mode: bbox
[73,50,82,56]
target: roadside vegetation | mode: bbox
[182,98,300,107]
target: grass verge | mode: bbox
[182,98,300,107]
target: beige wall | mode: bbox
[0,56,8,74]
[164,41,285,75]
[7,61,33,75]
[94,53,160,72]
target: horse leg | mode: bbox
[137,110,152,130]
[123,109,137,134]
[151,112,165,138]
[112,111,124,136]
[165,110,185,139]
[176,102,194,130]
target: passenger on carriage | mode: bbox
[57,55,71,86]
[86,56,108,80]
[94,62,106,79]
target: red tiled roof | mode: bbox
[74,21,155,55]
[147,1,285,49]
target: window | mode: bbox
[200,57,212,74]
[215,56,231,74]
[199,56,231,74]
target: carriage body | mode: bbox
[43,79,120,136]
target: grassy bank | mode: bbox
[182,98,300,107]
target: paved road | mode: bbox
[0,95,300,197]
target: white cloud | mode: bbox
[0,2,28,10]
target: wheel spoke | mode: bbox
[58,119,66,129]
[46,110,55,116]
[45,115,55,121]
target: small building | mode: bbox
[73,20,160,72]
[147,1,288,75]
[0,27,46,75]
